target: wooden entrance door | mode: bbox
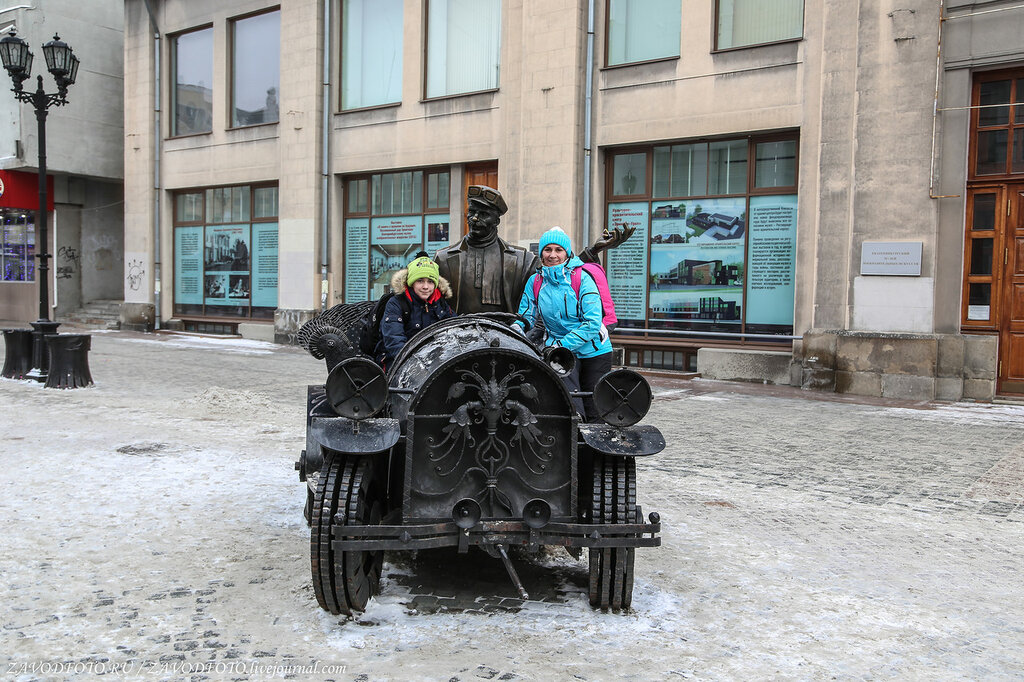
[462,162,498,237]
[1001,185,1024,394]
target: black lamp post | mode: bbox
[0,30,79,381]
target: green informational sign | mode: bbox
[370,215,423,299]
[745,195,797,326]
[605,202,650,323]
[345,218,370,303]
[251,222,279,308]
[174,226,203,305]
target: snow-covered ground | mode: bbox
[2,331,1024,680]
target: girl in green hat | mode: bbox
[379,252,456,368]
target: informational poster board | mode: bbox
[204,224,250,306]
[745,195,797,326]
[370,216,423,299]
[425,214,451,255]
[251,222,279,308]
[605,202,650,324]
[344,218,370,303]
[648,197,746,326]
[174,226,203,305]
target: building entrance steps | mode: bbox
[59,299,122,330]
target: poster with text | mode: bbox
[174,226,203,305]
[425,214,451,255]
[745,195,797,326]
[370,216,423,299]
[605,202,650,324]
[204,225,250,306]
[251,223,278,308]
[648,197,746,326]
[345,218,370,303]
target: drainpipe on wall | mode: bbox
[320,0,332,310]
[928,0,958,200]
[581,0,595,247]
[143,0,161,330]
[51,208,57,311]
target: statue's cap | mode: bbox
[467,185,508,215]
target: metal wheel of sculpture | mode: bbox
[310,454,384,615]
[588,454,636,611]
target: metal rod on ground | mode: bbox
[496,544,530,600]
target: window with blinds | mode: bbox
[715,0,804,51]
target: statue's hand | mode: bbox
[592,223,635,252]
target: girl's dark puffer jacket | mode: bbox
[379,267,456,367]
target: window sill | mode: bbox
[337,101,401,115]
[420,87,498,103]
[167,131,213,141]
[227,121,279,132]
[712,37,802,54]
[601,55,679,71]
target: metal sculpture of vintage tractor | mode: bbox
[295,305,663,614]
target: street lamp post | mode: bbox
[0,30,79,382]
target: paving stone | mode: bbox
[2,333,1023,679]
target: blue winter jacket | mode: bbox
[516,255,612,359]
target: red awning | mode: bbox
[0,169,55,211]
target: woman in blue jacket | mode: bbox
[517,227,613,421]
[379,254,456,368]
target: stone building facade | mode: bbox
[122,1,1024,400]
[1,1,124,324]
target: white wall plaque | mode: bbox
[967,305,990,321]
[860,241,923,276]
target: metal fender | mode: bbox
[578,423,665,457]
[311,416,401,454]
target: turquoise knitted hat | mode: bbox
[538,226,572,256]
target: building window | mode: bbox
[971,73,1024,178]
[342,0,403,109]
[612,152,647,196]
[344,168,451,301]
[232,10,280,127]
[715,0,804,51]
[425,0,501,99]
[604,134,798,340]
[606,0,681,67]
[1,209,34,282]
[173,184,279,320]
[755,139,797,188]
[171,27,213,136]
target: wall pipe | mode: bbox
[51,207,57,310]
[143,0,161,328]
[320,0,331,310]
[581,0,595,248]
[928,0,957,199]
[0,5,35,16]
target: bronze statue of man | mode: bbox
[434,185,632,314]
